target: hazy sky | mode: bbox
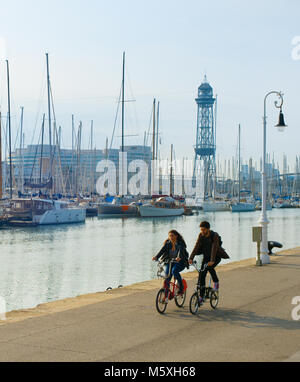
[0,0,299,169]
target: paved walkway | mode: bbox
[0,249,299,362]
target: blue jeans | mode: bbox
[164,261,185,292]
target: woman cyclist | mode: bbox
[152,230,189,295]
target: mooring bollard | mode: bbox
[252,226,263,266]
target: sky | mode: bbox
[0,0,299,171]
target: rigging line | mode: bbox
[57,133,72,184]
[13,108,23,152]
[145,104,153,147]
[50,82,57,123]
[1,116,8,191]
[49,79,62,187]
[29,125,43,182]
[125,65,139,137]
[52,123,64,191]
[107,83,122,161]
[30,75,47,147]
[0,114,7,154]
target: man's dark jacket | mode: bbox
[189,230,230,263]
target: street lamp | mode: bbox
[259,91,287,264]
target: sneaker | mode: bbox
[213,282,219,291]
[177,286,185,295]
[198,297,204,306]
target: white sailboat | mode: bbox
[203,199,230,212]
[97,52,139,218]
[6,198,86,226]
[231,202,256,212]
[139,197,184,217]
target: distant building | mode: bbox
[6,144,152,195]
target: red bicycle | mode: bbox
[155,259,187,314]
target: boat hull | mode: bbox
[139,206,184,217]
[98,204,139,217]
[202,202,230,212]
[231,203,256,212]
[33,208,86,225]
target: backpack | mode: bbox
[211,231,223,247]
[211,231,230,259]
[182,247,190,269]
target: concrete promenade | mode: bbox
[0,248,299,362]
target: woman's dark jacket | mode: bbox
[155,239,189,268]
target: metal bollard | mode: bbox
[252,227,262,266]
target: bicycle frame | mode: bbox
[189,260,219,314]
[158,259,184,299]
[192,261,213,299]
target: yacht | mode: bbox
[231,202,256,212]
[139,197,185,217]
[202,200,230,212]
[98,196,139,217]
[6,198,86,226]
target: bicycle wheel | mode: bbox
[175,289,186,308]
[189,292,200,315]
[156,288,168,314]
[210,290,219,309]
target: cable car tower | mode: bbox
[193,76,217,198]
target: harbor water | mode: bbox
[0,208,299,312]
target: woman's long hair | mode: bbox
[165,230,187,248]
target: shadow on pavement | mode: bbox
[165,307,300,330]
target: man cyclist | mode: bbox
[188,221,229,305]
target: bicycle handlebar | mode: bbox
[156,259,180,279]
[192,261,208,272]
[158,258,178,264]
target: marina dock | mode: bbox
[0,248,299,362]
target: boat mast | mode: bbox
[0,111,2,199]
[120,52,126,196]
[90,120,94,196]
[46,53,52,186]
[152,98,156,161]
[40,114,45,184]
[6,60,13,199]
[156,101,160,160]
[121,52,125,153]
[170,144,173,196]
[76,122,82,196]
[72,114,75,195]
[238,124,241,203]
[19,106,24,193]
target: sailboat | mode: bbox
[98,52,138,218]
[203,199,230,212]
[139,145,185,217]
[231,124,255,212]
[6,53,86,226]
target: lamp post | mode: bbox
[259,91,287,264]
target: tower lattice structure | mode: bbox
[193,76,217,198]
